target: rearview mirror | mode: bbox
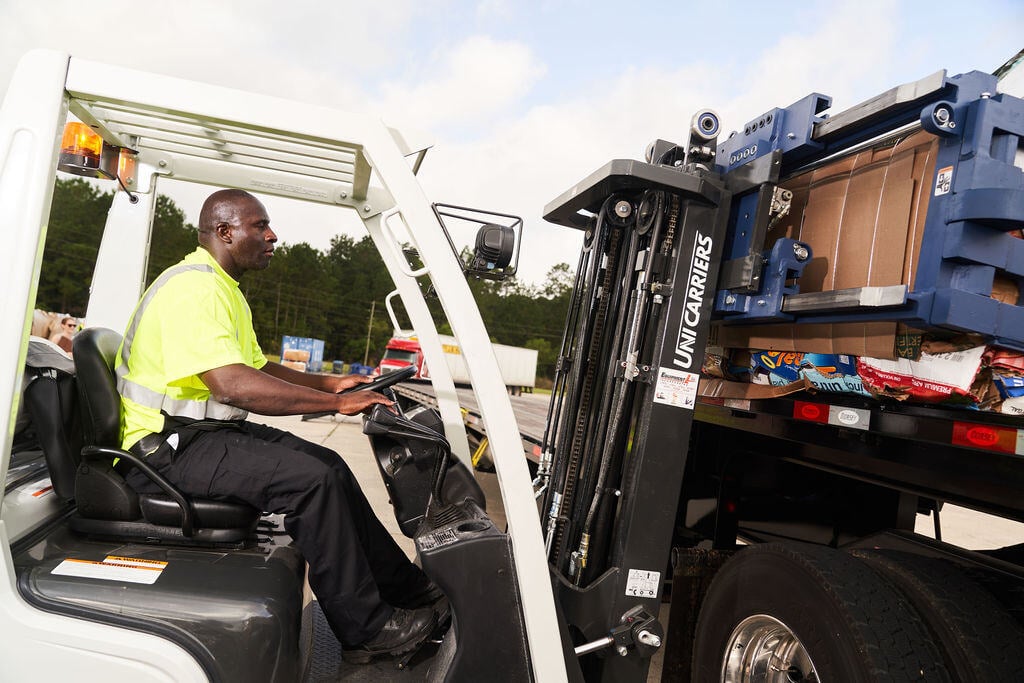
[432,203,523,281]
[471,223,514,273]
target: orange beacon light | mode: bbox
[58,121,103,174]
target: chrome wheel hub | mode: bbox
[722,614,820,682]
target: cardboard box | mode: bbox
[698,376,812,400]
[716,131,943,358]
[711,321,900,359]
[772,129,939,292]
[282,348,311,362]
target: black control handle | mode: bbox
[341,364,416,394]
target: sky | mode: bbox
[1,0,1022,286]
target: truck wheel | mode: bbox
[852,549,1024,683]
[691,542,950,682]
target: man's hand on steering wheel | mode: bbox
[327,374,374,393]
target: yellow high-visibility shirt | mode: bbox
[117,247,267,450]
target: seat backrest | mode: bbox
[73,327,124,448]
[21,364,81,501]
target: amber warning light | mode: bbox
[58,122,103,173]
[57,122,139,198]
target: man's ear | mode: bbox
[215,222,233,243]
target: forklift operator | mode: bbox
[115,189,442,663]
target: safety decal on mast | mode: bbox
[625,569,661,598]
[652,366,700,410]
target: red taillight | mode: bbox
[952,422,1019,453]
[793,400,828,423]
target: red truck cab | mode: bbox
[375,336,427,378]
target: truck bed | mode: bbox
[396,380,1024,522]
[694,392,1024,523]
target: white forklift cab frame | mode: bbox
[0,50,564,681]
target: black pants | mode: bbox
[126,421,428,646]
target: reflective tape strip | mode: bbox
[117,262,248,422]
[118,375,247,421]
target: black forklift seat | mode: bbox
[70,327,259,545]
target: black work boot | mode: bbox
[342,607,436,665]
[394,582,451,630]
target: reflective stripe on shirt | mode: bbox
[117,262,248,422]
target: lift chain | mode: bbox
[553,224,625,564]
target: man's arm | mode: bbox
[260,360,371,393]
[201,363,390,416]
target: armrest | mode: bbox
[81,445,196,537]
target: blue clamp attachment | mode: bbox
[715,238,812,320]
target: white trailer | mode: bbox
[432,335,537,392]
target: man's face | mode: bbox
[227,197,277,273]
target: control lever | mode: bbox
[340,364,416,394]
[573,606,663,659]
[364,404,452,507]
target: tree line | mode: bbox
[36,179,573,382]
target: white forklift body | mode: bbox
[0,50,564,681]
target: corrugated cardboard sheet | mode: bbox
[717,130,940,358]
[780,129,938,291]
[712,321,899,358]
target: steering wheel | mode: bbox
[341,364,417,394]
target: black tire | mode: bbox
[852,549,1024,682]
[692,542,950,682]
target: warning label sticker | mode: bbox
[934,166,953,196]
[653,367,700,410]
[52,555,167,585]
[625,569,661,598]
[10,478,54,502]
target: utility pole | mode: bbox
[363,300,375,366]
[274,282,281,341]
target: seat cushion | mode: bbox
[140,494,261,529]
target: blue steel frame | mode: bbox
[713,70,1024,350]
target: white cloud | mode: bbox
[374,36,546,131]
[0,0,421,110]
[474,0,515,22]
[414,0,913,285]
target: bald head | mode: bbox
[196,189,277,279]
[198,189,261,244]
